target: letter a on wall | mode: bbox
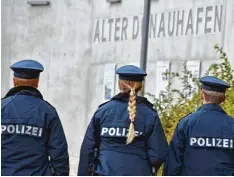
[155,61,170,98]
[103,63,116,102]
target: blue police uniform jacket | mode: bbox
[1,86,69,176]
[163,103,234,176]
[78,93,168,176]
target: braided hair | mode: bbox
[118,80,143,144]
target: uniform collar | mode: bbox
[198,103,226,113]
[3,86,43,100]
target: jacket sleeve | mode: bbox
[163,122,185,176]
[48,112,69,176]
[78,114,100,176]
[147,113,168,171]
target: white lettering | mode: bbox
[38,128,43,137]
[190,137,233,149]
[32,127,38,136]
[7,125,15,133]
[216,138,222,147]
[122,128,126,136]
[197,138,205,146]
[16,125,21,133]
[100,127,143,137]
[223,139,229,148]
[190,137,197,146]
[21,125,25,133]
[1,125,6,133]
[101,127,108,135]
[25,126,32,135]
[116,128,121,136]
[212,138,216,146]
[109,128,115,136]
[206,138,211,146]
[1,124,42,137]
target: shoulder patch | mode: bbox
[178,113,192,122]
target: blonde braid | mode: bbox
[119,80,142,144]
[126,87,137,144]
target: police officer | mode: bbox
[78,65,168,176]
[1,59,69,176]
[163,76,234,176]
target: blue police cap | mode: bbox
[116,65,147,81]
[200,76,230,93]
[10,59,44,79]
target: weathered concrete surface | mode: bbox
[1,0,92,175]
[146,0,234,97]
[1,0,234,175]
[90,0,234,102]
[223,0,234,67]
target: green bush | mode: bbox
[147,44,234,175]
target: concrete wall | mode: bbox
[1,0,92,175]
[87,0,145,120]
[91,0,234,101]
[1,0,234,175]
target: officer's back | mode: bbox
[97,95,165,175]
[78,65,168,176]
[176,105,233,175]
[163,76,234,176]
[1,60,69,176]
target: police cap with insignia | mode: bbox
[116,65,147,81]
[10,59,44,79]
[200,76,230,93]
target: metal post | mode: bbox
[140,0,151,96]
